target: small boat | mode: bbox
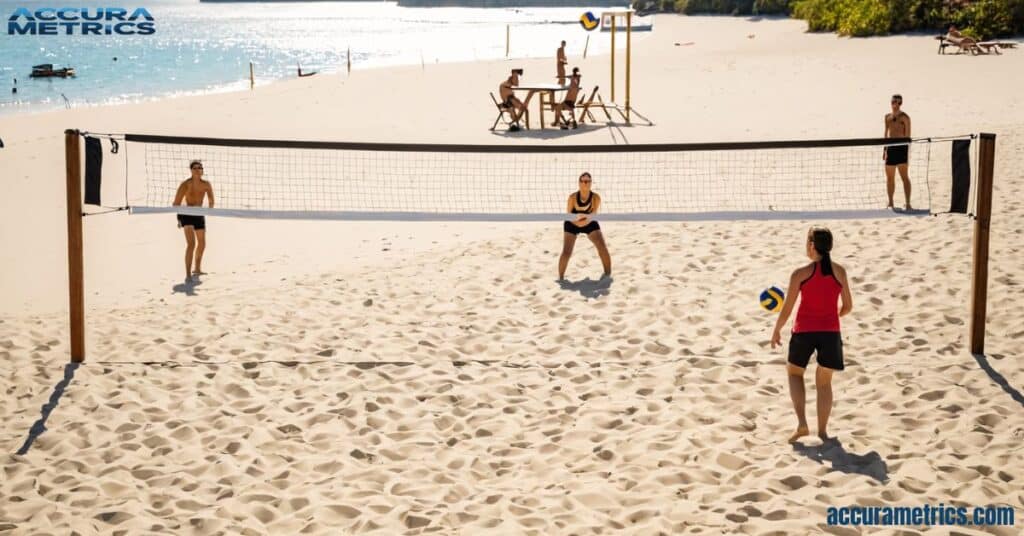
[30,64,76,78]
[600,13,654,32]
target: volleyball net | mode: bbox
[62,131,996,363]
[82,133,981,221]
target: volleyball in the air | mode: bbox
[760,286,784,313]
[580,11,600,31]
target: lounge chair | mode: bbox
[978,40,1017,53]
[489,92,528,131]
[937,34,1016,55]
[937,34,986,55]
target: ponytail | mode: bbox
[820,251,833,277]
[810,228,834,276]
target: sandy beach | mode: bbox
[2,14,1023,534]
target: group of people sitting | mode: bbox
[498,40,584,131]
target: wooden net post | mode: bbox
[610,15,616,102]
[65,129,85,363]
[970,133,996,354]
[625,11,632,122]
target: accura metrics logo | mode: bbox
[7,7,155,35]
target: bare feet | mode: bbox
[818,431,830,441]
[788,425,810,443]
[192,270,206,276]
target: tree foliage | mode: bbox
[636,0,1024,38]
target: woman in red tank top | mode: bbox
[770,228,853,443]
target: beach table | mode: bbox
[514,83,569,130]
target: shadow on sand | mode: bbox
[972,352,1024,409]
[491,122,603,140]
[792,437,889,484]
[16,362,79,455]
[558,275,613,299]
[172,276,202,296]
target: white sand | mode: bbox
[2,15,1024,534]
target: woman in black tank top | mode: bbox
[558,172,612,280]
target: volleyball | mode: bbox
[760,286,784,313]
[579,11,600,31]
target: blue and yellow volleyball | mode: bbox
[579,11,600,31]
[760,286,784,313]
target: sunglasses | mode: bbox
[891,100,901,104]
[579,179,591,183]
[191,166,203,170]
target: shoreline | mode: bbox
[1,46,619,119]
[1,4,635,119]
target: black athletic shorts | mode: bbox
[177,214,206,230]
[788,331,844,370]
[885,145,908,166]
[563,220,600,235]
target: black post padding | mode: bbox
[84,136,102,206]
[950,139,971,213]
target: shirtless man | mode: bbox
[883,94,912,210]
[556,40,568,85]
[947,24,968,40]
[172,160,215,281]
[552,67,581,129]
[499,69,526,131]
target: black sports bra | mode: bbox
[572,191,594,214]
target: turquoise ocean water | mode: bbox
[0,1,624,115]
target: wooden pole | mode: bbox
[249,61,254,89]
[583,34,590,59]
[625,10,632,122]
[610,15,616,102]
[64,129,85,363]
[970,133,996,354]
[506,25,510,58]
[347,46,352,74]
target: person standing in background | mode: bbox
[556,41,568,85]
